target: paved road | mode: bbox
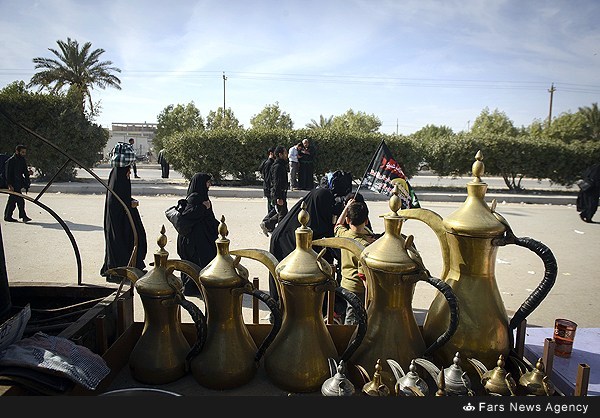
[1,191,598,331]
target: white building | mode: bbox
[104,122,157,161]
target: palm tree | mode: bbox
[578,102,600,141]
[305,114,334,129]
[27,37,122,115]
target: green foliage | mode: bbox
[250,102,294,130]
[305,114,334,129]
[206,107,242,130]
[546,111,587,143]
[331,109,382,133]
[155,102,205,151]
[577,102,600,141]
[27,37,121,116]
[471,107,518,137]
[0,81,108,181]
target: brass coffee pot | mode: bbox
[516,357,556,396]
[416,352,475,396]
[399,151,557,376]
[468,354,517,396]
[314,185,459,390]
[263,202,367,393]
[105,226,207,385]
[186,216,283,390]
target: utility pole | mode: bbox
[396,118,398,135]
[548,83,556,127]
[222,72,227,119]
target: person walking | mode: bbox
[174,172,219,296]
[576,162,600,223]
[128,138,141,178]
[261,145,289,235]
[100,165,147,282]
[288,142,302,191]
[3,144,32,223]
[258,147,275,236]
[158,148,170,179]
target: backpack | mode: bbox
[0,153,9,189]
[327,170,353,197]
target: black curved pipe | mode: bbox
[181,296,208,364]
[337,286,368,363]
[1,189,82,284]
[422,275,460,357]
[248,288,283,363]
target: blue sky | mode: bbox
[1,0,599,135]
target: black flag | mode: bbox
[360,140,420,208]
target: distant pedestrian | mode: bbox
[261,145,289,234]
[298,138,316,190]
[576,162,600,223]
[128,138,140,178]
[258,147,275,235]
[3,144,32,223]
[288,142,302,191]
[158,148,170,179]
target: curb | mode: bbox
[28,182,578,206]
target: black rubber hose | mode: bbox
[423,275,460,357]
[248,288,283,363]
[506,236,557,331]
[336,286,368,363]
[179,297,207,363]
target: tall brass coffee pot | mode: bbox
[315,186,459,391]
[263,203,367,393]
[106,226,207,385]
[186,216,283,390]
[399,151,557,376]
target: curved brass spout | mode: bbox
[398,208,450,280]
[165,259,203,293]
[230,248,279,281]
[312,237,366,260]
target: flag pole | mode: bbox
[354,139,384,199]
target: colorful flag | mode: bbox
[360,140,420,208]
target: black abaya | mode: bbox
[100,166,147,278]
[268,187,336,303]
[577,163,600,222]
[176,173,219,275]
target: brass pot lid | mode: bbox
[277,202,332,285]
[199,216,247,288]
[136,227,183,297]
[442,151,506,238]
[361,185,421,273]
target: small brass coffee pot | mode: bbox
[517,358,556,396]
[399,151,557,376]
[468,354,517,396]
[187,216,283,390]
[106,226,207,385]
[314,185,459,390]
[358,359,391,396]
[416,352,474,396]
[263,203,367,393]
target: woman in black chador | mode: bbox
[176,172,219,295]
[576,162,600,223]
[268,187,336,308]
[100,165,147,282]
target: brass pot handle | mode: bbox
[336,286,368,363]
[242,286,282,363]
[421,275,459,357]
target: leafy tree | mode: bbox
[306,114,334,129]
[205,107,242,130]
[470,107,518,137]
[250,102,293,130]
[577,102,600,141]
[0,81,108,181]
[155,102,205,151]
[545,111,587,143]
[27,37,121,117]
[331,109,381,133]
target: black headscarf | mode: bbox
[100,166,147,276]
[176,172,219,270]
